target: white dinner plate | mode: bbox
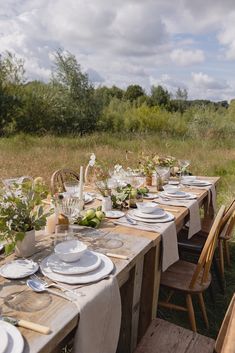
[128,210,174,223]
[182,180,212,187]
[47,251,102,275]
[0,326,8,353]
[160,191,189,198]
[40,252,114,284]
[0,259,39,279]
[133,209,166,219]
[105,211,125,218]
[0,321,24,353]
[143,193,159,200]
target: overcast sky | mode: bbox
[1,0,235,101]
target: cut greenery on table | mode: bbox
[112,185,149,209]
[0,178,51,254]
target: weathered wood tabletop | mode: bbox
[0,177,220,353]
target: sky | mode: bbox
[1,0,235,101]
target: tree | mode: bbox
[125,84,145,102]
[150,85,171,108]
[52,49,99,134]
[0,52,25,135]
[175,87,188,101]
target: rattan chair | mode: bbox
[50,168,80,195]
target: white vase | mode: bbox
[15,229,36,258]
[102,196,112,212]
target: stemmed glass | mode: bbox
[178,160,190,184]
[57,196,81,225]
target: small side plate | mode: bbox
[105,211,125,219]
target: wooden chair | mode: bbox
[135,293,235,353]
[178,199,235,284]
[158,205,225,332]
[50,169,80,195]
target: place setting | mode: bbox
[114,202,175,232]
[180,176,212,187]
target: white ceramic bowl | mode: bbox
[163,185,179,194]
[136,202,160,214]
[54,240,87,262]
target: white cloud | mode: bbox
[170,49,205,66]
[0,0,235,99]
[217,12,235,59]
[191,72,229,90]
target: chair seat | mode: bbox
[161,260,211,293]
[177,228,207,252]
[135,318,215,353]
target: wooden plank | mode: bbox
[135,318,215,353]
[138,240,161,341]
[131,257,144,352]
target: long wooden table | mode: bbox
[0,177,220,353]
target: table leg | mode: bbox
[138,242,161,341]
[117,258,144,353]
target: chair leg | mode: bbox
[212,256,225,294]
[186,294,197,332]
[198,293,209,329]
[218,239,225,278]
[208,282,216,304]
[224,240,231,267]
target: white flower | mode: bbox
[88,153,96,167]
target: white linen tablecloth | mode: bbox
[72,276,121,353]
[114,217,179,271]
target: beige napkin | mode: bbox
[189,183,216,214]
[158,198,201,239]
[72,276,121,353]
[114,217,179,271]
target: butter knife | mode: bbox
[0,316,51,334]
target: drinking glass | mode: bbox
[57,196,81,224]
[64,180,80,195]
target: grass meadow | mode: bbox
[0,132,235,205]
[1,132,235,339]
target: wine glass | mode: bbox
[57,196,81,224]
[64,180,80,195]
[178,160,190,175]
[156,166,170,178]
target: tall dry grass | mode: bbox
[0,133,234,205]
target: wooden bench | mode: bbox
[135,294,235,353]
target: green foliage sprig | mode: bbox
[0,179,51,254]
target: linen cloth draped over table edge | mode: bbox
[72,276,121,353]
[158,198,201,239]
[114,217,179,272]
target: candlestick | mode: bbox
[78,166,84,201]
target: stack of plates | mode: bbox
[159,190,196,200]
[127,209,174,223]
[40,250,114,284]
[0,321,24,353]
[181,179,212,187]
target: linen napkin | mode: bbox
[158,198,201,239]
[187,183,216,215]
[73,276,121,353]
[114,217,179,271]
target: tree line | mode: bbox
[0,50,231,137]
